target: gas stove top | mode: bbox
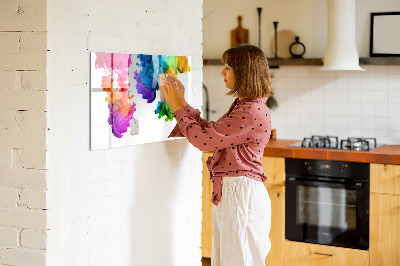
[289,135,382,151]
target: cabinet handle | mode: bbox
[314,252,335,257]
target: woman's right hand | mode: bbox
[167,75,187,108]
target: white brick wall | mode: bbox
[21,229,47,250]
[0,187,19,208]
[47,1,203,266]
[3,0,203,264]
[0,0,48,265]
[0,227,19,247]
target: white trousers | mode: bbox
[212,176,271,266]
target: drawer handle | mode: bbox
[314,252,335,257]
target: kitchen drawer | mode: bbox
[284,241,369,266]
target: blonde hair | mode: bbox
[221,44,273,99]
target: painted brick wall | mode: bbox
[46,0,203,266]
[0,0,48,265]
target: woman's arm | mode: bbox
[162,76,211,137]
[172,106,257,152]
[168,103,211,137]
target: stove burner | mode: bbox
[295,136,379,151]
[301,135,339,149]
[340,137,377,151]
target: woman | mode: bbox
[161,44,273,266]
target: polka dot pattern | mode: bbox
[169,97,272,206]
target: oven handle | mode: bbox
[314,252,335,257]
[286,177,364,189]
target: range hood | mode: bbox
[320,0,365,71]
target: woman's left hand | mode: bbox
[160,76,184,113]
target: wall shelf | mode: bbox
[359,57,400,65]
[203,58,322,67]
[203,57,400,67]
[268,58,323,67]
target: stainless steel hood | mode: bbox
[320,0,365,71]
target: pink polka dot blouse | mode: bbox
[169,97,271,206]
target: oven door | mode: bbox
[285,177,369,250]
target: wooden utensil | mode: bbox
[231,16,249,48]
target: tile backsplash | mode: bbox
[203,65,400,145]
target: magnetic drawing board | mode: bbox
[90,52,191,150]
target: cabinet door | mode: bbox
[262,156,285,185]
[370,163,400,195]
[202,152,213,258]
[264,184,284,266]
[284,241,369,266]
[370,193,400,266]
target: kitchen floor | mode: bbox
[202,257,211,266]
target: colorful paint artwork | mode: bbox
[90,52,191,150]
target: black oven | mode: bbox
[285,158,369,250]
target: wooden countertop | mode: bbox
[263,139,400,165]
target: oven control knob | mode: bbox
[340,164,347,174]
[304,162,312,171]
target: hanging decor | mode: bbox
[257,8,262,48]
[231,16,249,48]
[289,36,306,58]
[273,21,279,58]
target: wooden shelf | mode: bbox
[203,57,400,67]
[359,57,400,65]
[203,58,323,67]
[268,58,322,67]
[202,59,223,66]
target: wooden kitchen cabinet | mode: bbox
[202,152,213,258]
[370,163,400,266]
[262,156,285,266]
[264,184,285,266]
[370,193,400,266]
[370,163,400,195]
[261,156,285,186]
[284,241,369,266]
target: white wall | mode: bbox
[47,0,203,266]
[204,65,400,144]
[204,0,326,59]
[0,0,48,265]
[271,65,400,144]
[203,0,400,145]
[203,0,400,58]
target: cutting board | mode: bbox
[231,16,249,48]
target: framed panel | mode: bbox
[370,12,400,57]
[90,52,192,150]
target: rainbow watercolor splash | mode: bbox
[94,52,190,138]
[154,101,174,122]
[133,54,191,103]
